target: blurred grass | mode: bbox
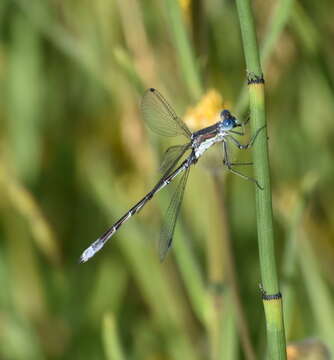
[1,0,334,359]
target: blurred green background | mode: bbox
[1,0,334,359]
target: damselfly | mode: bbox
[80,88,263,263]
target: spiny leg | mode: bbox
[223,160,253,166]
[219,139,252,166]
[223,141,263,189]
[228,125,266,150]
[229,130,245,136]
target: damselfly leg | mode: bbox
[228,125,266,150]
[222,141,263,189]
[223,160,253,166]
[222,125,266,189]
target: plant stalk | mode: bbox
[235,0,287,358]
[164,0,202,100]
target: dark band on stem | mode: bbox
[247,72,265,85]
[259,283,282,300]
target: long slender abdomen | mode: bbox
[79,159,190,263]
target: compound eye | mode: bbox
[222,118,234,129]
[220,109,231,119]
[222,118,235,130]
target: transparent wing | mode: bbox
[160,143,190,174]
[159,166,190,261]
[141,88,192,138]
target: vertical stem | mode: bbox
[103,313,126,360]
[235,0,287,358]
[165,0,202,100]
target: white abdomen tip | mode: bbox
[79,238,105,263]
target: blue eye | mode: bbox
[222,118,234,129]
[220,109,237,130]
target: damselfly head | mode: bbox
[219,109,238,130]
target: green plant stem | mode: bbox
[235,0,287,359]
[164,0,202,100]
[103,313,126,360]
[236,0,294,113]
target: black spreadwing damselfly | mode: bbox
[80,88,263,263]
